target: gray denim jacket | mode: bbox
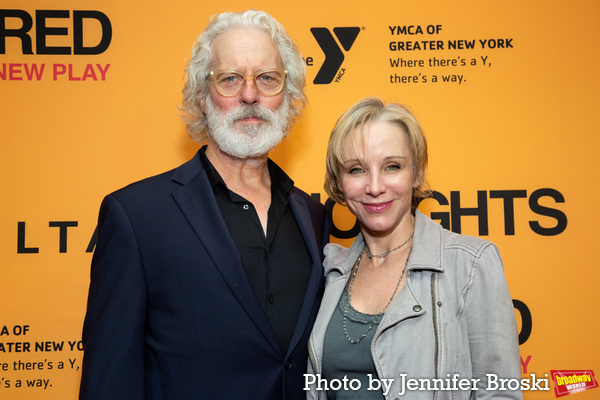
[307,210,522,400]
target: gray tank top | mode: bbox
[321,284,385,399]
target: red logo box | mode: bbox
[550,370,598,397]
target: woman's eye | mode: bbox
[348,167,364,174]
[385,164,400,171]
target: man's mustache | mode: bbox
[231,105,275,123]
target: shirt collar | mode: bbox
[199,145,294,195]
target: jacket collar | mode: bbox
[171,150,205,185]
[408,209,445,273]
[323,233,365,277]
[323,209,445,277]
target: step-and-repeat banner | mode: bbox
[2,1,599,399]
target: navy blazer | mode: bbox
[80,151,329,400]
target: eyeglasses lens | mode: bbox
[215,71,284,96]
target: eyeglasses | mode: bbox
[208,69,287,97]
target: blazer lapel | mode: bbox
[286,191,324,356]
[170,153,280,352]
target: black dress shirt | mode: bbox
[199,146,312,355]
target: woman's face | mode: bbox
[339,121,418,238]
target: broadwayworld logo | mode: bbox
[310,27,360,84]
[551,370,598,397]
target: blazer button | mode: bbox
[413,305,422,312]
[285,361,293,371]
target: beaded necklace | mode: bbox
[343,245,413,344]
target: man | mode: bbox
[79,10,329,400]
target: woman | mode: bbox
[307,98,522,399]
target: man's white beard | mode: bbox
[205,96,291,159]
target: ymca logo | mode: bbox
[310,27,360,84]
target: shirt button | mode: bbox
[413,305,422,312]
[269,295,274,304]
[285,361,292,371]
[243,204,249,210]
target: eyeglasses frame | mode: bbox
[208,69,288,97]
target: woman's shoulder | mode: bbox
[442,227,496,254]
[416,209,497,255]
[323,235,365,275]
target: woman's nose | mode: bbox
[366,172,385,196]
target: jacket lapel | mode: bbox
[378,210,443,332]
[170,152,280,352]
[286,191,324,356]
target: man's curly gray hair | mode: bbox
[180,10,307,141]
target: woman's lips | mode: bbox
[363,201,392,213]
